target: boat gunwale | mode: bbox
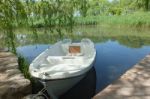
[35,70,89,82]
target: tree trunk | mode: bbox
[145,0,149,11]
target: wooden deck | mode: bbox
[93,54,150,99]
[0,51,31,99]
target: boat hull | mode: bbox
[42,74,86,98]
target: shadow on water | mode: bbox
[60,67,96,99]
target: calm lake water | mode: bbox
[15,25,150,99]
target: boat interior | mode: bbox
[30,39,95,79]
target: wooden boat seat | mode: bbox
[69,46,80,53]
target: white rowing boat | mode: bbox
[29,38,96,98]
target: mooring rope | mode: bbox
[32,87,49,99]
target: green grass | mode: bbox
[18,56,31,79]
[26,12,150,28]
[75,12,150,27]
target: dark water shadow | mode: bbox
[60,67,96,99]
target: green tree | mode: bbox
[144,0,149,11]
[0,0,27,53]
[0,0,90,53]
[87,0,110,16]
[135,0,150,11]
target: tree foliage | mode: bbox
[0,0,89,52]
[86,0,150,16]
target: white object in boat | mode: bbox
[29,38,96,98]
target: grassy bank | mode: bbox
[18,56,31,79]
[30,12,150,28]
[75,12,150,27]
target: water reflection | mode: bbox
[17,40,150,98]
[17,44,51,63]
[1,26,150,50]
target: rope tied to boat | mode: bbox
[32,87,49,99]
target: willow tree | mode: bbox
[0,0,89,53]
[0,0,27,53]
